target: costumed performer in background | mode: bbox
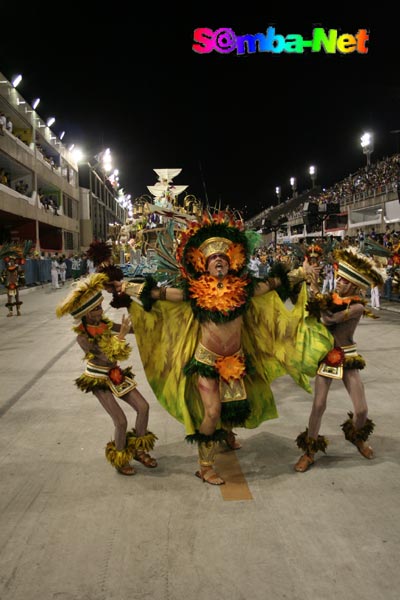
[294,249,383,472]
[56,273,157,476]
[113,211,333,485]
[0,242,30,317]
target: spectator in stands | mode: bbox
[71,255,82,280]
[51,255,60,289]
[6,117,13,135]
[384,267,393,300]
[15,180,28,195]
[321,263,334,294]
[0,112,6,135]
[0,168,8,185]
[248,253,261,278]
[357,229,365,252]
[58,256,67,286]
[50,199,59,215]
[86,257,96,274]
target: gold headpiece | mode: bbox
[334,249,383,291]
[56,273,108,319]
[198,237,232,261]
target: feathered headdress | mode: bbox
[0,241,32,264]
[176,210,258,277]
[305,243,323,260]
[86,240,124,281]
[392,242,400,266]
[86,241,112,267]
[56,273,109,319]
[334,249,383,290]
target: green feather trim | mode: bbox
[183,359,218,378]
[341,412,375,443]
[221,400,251,427]
[76,376,109,393]
[296,429,328,454]
[105,441,133,468]
[139,275,158,312]
[183,355,254,379]
[344,355,366,370]
[244,230,261,255]
[185,429,228,444]
[75,367,133,393]
[126,429,158,453]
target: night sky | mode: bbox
[0,6,399,218]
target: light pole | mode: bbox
[309,165,316,188]
[360,132,374,166]
[290,177,297,198]
[275,186,281,205]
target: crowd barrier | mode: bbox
[0,258,75,289]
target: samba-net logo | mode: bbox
[192,27,369,55]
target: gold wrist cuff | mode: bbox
[287,267,306,288]
[124,282,145,298]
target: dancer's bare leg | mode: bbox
[342,370,368,428]
[94,389,135,475]
[122,389,150,437]
[342,370,373,458]
[196,376,224,484]
[94,389,128,449]
[295,375,331,472]
[122,389,157,467]
[308,375,332,438]
[198,376,221,435]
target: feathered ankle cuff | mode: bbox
[126,429,158,454]
[185,429,228,445]
[296,429,328,454]
[105,441,133,468]
[341,412,375,443]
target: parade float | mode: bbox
[107,169,203,278]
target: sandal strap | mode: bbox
[135,451,157,467]
[196,467,225,485]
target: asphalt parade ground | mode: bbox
[0,283,399,600]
